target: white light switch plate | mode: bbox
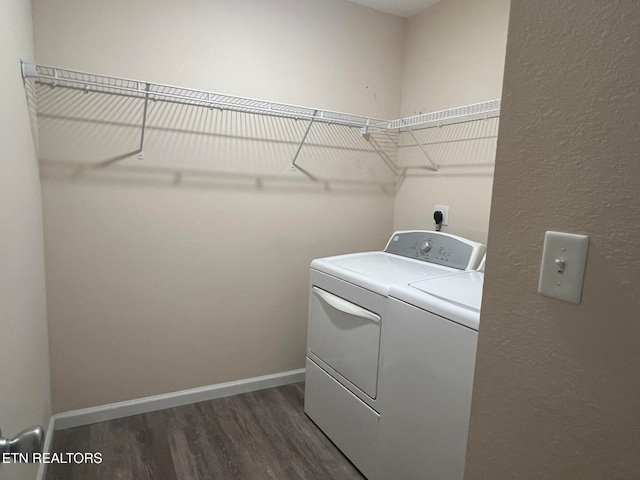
[538,231,589,304]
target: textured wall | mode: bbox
[465,1,640,478]
[392,0,510,244]
[32,0,405,412]
[0,0,52,478]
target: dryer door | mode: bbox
[308,286,381,399]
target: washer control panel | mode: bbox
[384,231,485,270]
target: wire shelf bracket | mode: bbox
[138,82,151,160]
[406,127,439,174]
[290,110,318,171]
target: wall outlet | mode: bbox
[434,205,449,226]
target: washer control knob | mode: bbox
[419,240,432,254]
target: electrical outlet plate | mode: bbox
[538,231,589,304]
[434,205,449,226]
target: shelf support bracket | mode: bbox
[290,110,318,171]
[138,82,151,160]
[406,128,438,173]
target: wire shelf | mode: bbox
[21,62,501,173]
[21,62,385,128]
[367,99,501,132]
[22,62,500,133]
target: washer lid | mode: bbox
[390,271,484,330]
[311,252,459,296]
[410,271,484,312]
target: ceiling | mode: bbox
[346,0,441,18]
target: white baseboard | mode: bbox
[34,368,305,479]
[52,368,305,431]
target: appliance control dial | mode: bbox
[419,240,432,254]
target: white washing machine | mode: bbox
[304,231,485,480]
[377,258,486,480]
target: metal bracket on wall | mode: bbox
[406,127,439,174]
[137,82,151,160]
[290,110,318,171]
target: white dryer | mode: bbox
[304,231,485,480]
[377,258,486,480]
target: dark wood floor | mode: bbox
[46,382,365,480]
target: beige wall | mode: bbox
[32,0,405,412]
[393,0,510,243]
[465,1,640,478]
[0,0,52,477]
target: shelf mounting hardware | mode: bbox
[290,110,318,171]
[406,128,439,173]
[138,82,151,160]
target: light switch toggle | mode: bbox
[554,258,566,274]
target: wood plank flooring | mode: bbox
[46,382,366,480]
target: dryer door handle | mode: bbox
[312,287,380,324]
